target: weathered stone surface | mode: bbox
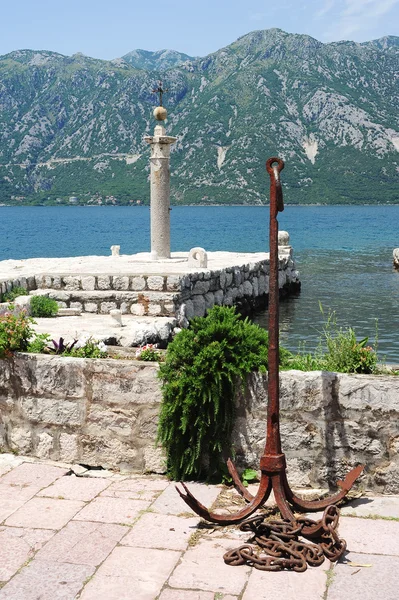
[63,276,81,291]
[147,276,164,291]
[97,275,111,290]
[81,276,96,291]
[131,276,146,291]
[112,276,129,290]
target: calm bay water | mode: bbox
[1,205,398,361]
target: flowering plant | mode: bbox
[0,310,34,358]
[135,343,161,361]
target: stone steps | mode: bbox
[30,289,178,317]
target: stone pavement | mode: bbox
[0,454,398,600]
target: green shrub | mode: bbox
[157,305,269,481]
[30,296,59,318]
[27,333,52,354]
[0,311,35,358]
[2,287,27,302]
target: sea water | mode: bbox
[1,205,398,361]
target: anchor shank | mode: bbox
[265,158,285,458]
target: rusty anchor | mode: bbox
[176,156,364,530]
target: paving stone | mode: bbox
[0,559,94,600]
[5,497,84,529]
[73,496,150,524]
[0,482,41,502]
[79,547,180,600]
[242,563,328,600]
[328,552,399,600]
[121,512,199,551]
[37,475,112,501]
[158,590,215,600]
[0,527,55,581]
[35,521,127,566]
[168,537,250,594]
[100,477,169,502]
[0,499,26,523]
[341,496,399,519]
[151,482,221,515]
[0,462,69,488]
[339,516,399,556]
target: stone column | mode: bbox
[144,108,176,260]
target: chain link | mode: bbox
[223,505,346,572]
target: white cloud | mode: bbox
[322,0,399,40]
[316,0,336,18]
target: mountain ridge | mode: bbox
[0,28,398,205]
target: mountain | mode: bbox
[0,29,398,206]
[122,49,195,71]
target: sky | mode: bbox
[1,0,398,59]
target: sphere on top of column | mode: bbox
[153,106,167,121]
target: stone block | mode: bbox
[112,276,129,291]
[184,300,194,320]
[20,397,84,426]
[193,280,210,295]
[131,276,146,291]
[59,433,79,462]
[214,290,224,305]
[70,301,83,311]
[84,302,98,313]
[73,497,150,525]
[81,276,96,291]
[52,276,62,289]
[188,247,208,268]
[225,272,233,287]
[204,292,215,310]
[97,276,111,290]
[243,281,253,296]
[35,432,54,459]
[100,302,117,313]
[130,304,145,316]
[143,447,166,473]
[193,295,206,317]
[147,276,164,291]
[10,427,32,453]
[166,276,181,291]
[63,276,81,291]
[148,303,162,316]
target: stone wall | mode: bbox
[233,371,399,494]
[0,353,164,473]
[2,354,398,492]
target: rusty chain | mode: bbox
[223,505,346,572]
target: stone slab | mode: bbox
[242,563,328,600]
[341,496,399,519]
[35,520,127,566]
[37,475,112,501]
[168,537,250,594]
[121,512,199,550]
[338,516,399,556]
[328,552,399,600]
[100,477,169,502]
[0,499,26,523]
[0,482,40,502]
[79,546,180,600]
[5,497,84,529]
[0,462,69,488]
[159,591,216,600]
[0,526,55,581]
[151,482,221,515]
[72,496,150,524]
[0,560,94,600]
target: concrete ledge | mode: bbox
[1,354,399,492]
